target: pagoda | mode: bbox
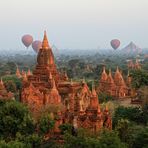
[97,67,131,98]
[21,31,112,132]
[127,59,141,70]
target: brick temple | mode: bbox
[97,67,132,98]
[20,31,112,132]
[0,79,14,100]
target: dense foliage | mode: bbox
[64,129,127,148]
[131,70,148,89]
[113,105,148,126]
[0,100,35,140]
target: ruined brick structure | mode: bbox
[97,67,132,98]
[0,78,14,100]
[20,31,112,132]
[127,59,141,70]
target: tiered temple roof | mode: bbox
[20,31,112,132]
[97,66,131,98]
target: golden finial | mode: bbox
[42,31,50,49]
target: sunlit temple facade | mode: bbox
[127,59,141,70]
[19,31,112,132]
[97,67,132,98]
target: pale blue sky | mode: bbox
[0,0,148,50]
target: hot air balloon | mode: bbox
[32,40,42,53]
[21,34,33,48]
[110,39,120,50]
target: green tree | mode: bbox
[116,119,130,143]
[113,106,145,127]
[59,123,73,134]
[130,70,148,89]
[99,130,127,148]
[4,80,17,93]
[132,127,148,148]
[3,75,22,90]
[98,92,113,103]
[0,100,35,140]
[0,140,25,148]
[38,114,55,135]
[16,133,41,148]
[64,129,127,148]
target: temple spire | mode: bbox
[100,66,108,81]
[42,31,50,49]
[107,69,114,84]
[82,77,85,83]
[109,69,112,76]
[92,82,97,97]
[27,69,32,76]
[103,66,106,73]
[116,66,119,73]
[0,78,4,86]
[16,66,22,78]
[23,72,28,81]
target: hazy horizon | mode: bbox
[0,0,148,51]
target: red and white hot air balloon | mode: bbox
[21,34,33,48]
[32,40,42,53]
[110,39,120,50]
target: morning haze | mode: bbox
[0,0,148,50]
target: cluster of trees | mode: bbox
[0,100,55,148]
[61,105,148,148]
[130,70,148,89]
[112,105,148,148]
[0,99,147,148]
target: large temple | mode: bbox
[97,67,132,98]
[20,31,112,132]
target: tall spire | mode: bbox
[116,66,120,73]
[100,66,108,81]
[27,69,32,76]
[103,66,106,73]
[16,67,22,78]
[92,82,97,97]
[114,66,121,80]
[82,77,85,83]
[23,72,28,81]
[42,31,50,49]
[107,69,114,83]
[109,69,111,76]
[0,78,4,86]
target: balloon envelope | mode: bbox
[22,34,33,48]
[110,39,120,50]
[32,40,42,53]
